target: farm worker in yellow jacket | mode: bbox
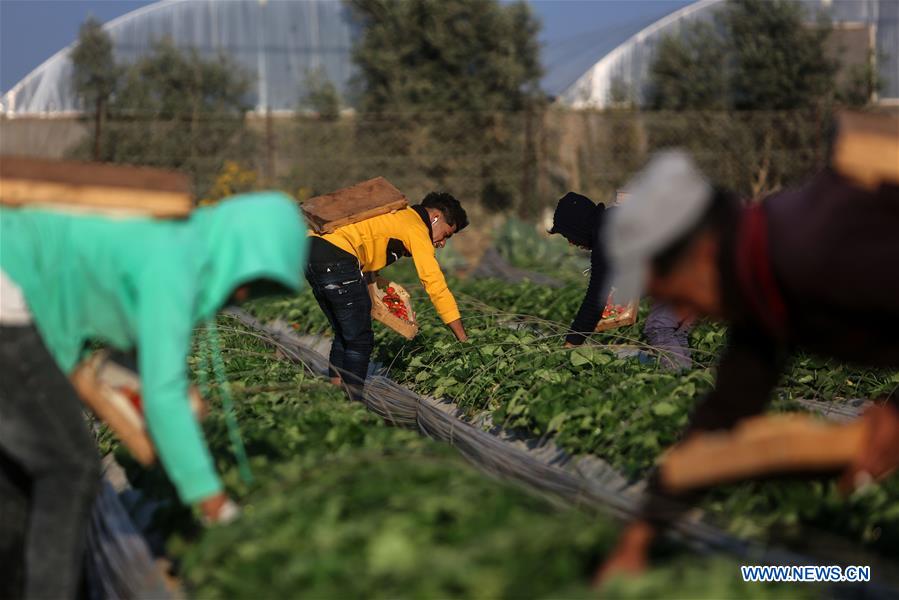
[307,191,469,400]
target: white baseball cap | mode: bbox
[604,150,713,303]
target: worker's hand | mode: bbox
[839,402,899,494]
[198,492,240,526]
[447,318,468,342]
[593,520,655,588]
[563,341,576,349]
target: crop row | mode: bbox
[99,313,816,597]
[246,276,899,560]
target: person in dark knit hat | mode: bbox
[548,192,611,347]
[550,192,696,365]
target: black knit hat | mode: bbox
[549,192,598,248]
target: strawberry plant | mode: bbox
[234,273,899,577]
[97,313,812,598]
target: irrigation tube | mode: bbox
[225,309,899,593]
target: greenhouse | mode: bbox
[559,0,899,108]
[3,0,896,116]
[0,0,356,115]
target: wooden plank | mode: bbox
[302,177,408,233]
[832,111,899,191]
[319,198,408,233]
[0,155,192,217]
[659,414,865,494]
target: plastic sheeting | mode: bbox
[1,0,356,116]
[560,0,899,109]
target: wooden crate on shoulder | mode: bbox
[303,177,408,233]
[0,155,192,218]
[659,414,865,494]
[369,280,419,340]
[832,111,899,191]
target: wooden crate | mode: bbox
[832,111,899,190]
[302,177,408,233]
[659,414,865,494]
[71,351,206,466]
[369,280,419,340]
[0,155,192,217]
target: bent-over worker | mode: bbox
[549,192,694,365]
[306,191,469,400]
[597,150,899,580]
[548,192,613,347]
[0,192,307,598]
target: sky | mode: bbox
[0,0,692,95]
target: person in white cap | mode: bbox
[596,149,899,581]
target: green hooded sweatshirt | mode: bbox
[1,192,307,503]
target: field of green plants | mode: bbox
[104,223,898,597]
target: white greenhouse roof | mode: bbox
[1,0,356,116]
[559,0,899,109]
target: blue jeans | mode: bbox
[0,325,101,599]
[305,259,374,400]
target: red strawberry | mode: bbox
[119,386,143,414]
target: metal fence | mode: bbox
[1,106,858,210]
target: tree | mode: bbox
[647,21,727,111]
[72,39,253,196]
[727,0,837,111]
[302,68,341,121]
[348,0,543,212]
[70,18,120,160]
[643,0,868,196]
[648,0,839,112]
[838,49,883,107]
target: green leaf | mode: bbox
[593,351,612,366]
[570,346,612,367]
[653,401,677,417]
[546,412,569,433]
[570,347,592,367]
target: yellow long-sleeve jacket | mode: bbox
[310,207,461,324]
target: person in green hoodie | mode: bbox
[0,191,307,599]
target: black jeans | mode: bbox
[0,325,100,599]
[305,259,374,400]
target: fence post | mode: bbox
[265,106,275,186]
